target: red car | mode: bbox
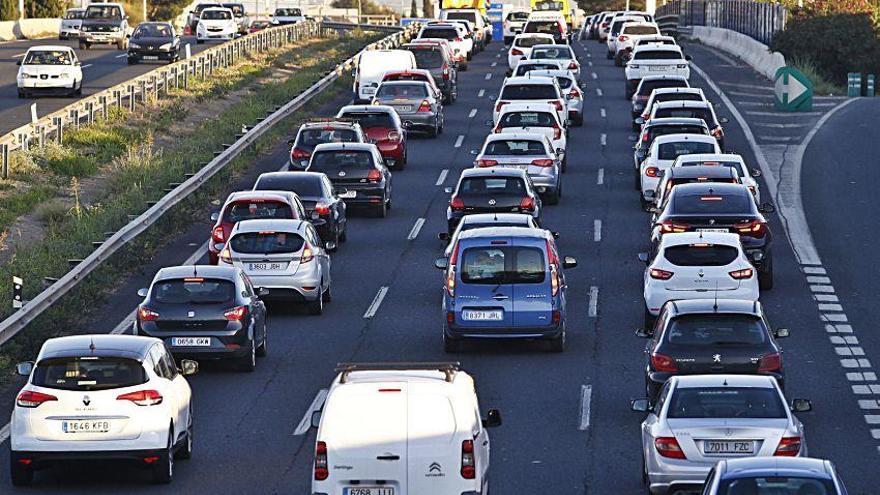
[208,190,307,264]
[336,105,408,169]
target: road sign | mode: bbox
[488,2,503,41]
[774,66,812,112]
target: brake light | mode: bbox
[367,169,382,183]
[138,306,160,321]
[291,147,310,160]
[568,61,578,70]
[224,305,248,321]
[495,101,508,112]
[729,268,754,280]
[659,221,688,234]
[219,246,232,264]
[711,126,724,138]
[454,37,463,42]
[569,87,581,98]
[450,196,465,211]
[734,220,766,238]
[493,122,503,133]
[461,440,476,479]
[650,352,678,372]
[649,268,674,280]
[642,132,649,142]
[645,167,660,177]
[549,100,563,111]
[211,225,225,243]
[655,437,686,459]
[552,122,562,140]
[758,352,782,373]
[16,390,57,408]
[531,158,554,167]
[417,99,432,112]
[446,265,456,297]
[315,203,331,215]
[116,390,163,406]
[301,243,314,263]
[511,47,523,56]
[519,197,535,212]
[774,437,801,457]
[476,159,498,167]
[441,62,450,79]
[387,130,401,142]
[618,35,629,42]
[314,441,329,480]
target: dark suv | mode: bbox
[402,43,458,103]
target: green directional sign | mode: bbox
[774,66,813,112]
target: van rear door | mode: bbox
[406,391,464,493]
[455,239,515,330]
[511,239,555,327]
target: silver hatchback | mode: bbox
[218,218,331,315]
[474,132,563,204]
[371,80,444,137]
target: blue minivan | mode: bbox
[434,226,577,352]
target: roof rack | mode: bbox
[336,362,461,384]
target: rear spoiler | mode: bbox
[336,362,461,383]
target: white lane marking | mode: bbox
[363,286,388,319]
[478,90,486,99]
[82,63,92,68]
[484,73,492,80]
[718,81,774,91]
[818,303,844,312]
[865,415,880,425]
[436,169,448,186]
[468,108,477,118]
[495,53,500,58]
[115,53,128,59]
[744,110,823,117]
[0,423,8,444]
[491,61,497,67]
[578,385,593,430]
[593,219,602,242]
[753,122,811,128]
[728,90,774,98]
[597,168,604,185]
[600,133,606,146]
[814,294,839,302]
[591,72,597,79]
[807,276,831,284]
[587,60,593,67]
[600,108,606,118]
[822,313,848,323]
[293,389,328,435]
[803,266,827,274]
[810,285,835,293]
[596,88,603,97]
[841,359,872,368]
[761,136,795,142]
[12,52,25,58]
[407,218,425,241]
[588,286,598,318]
[454,135,464,148]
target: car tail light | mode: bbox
[659,221,688,234]
[224,305,248,321]
[649,268,674,280]
[211,225,225,243]
[495,101,508,112]
[367,169,382,183]
[729,268,754,280]
[655,437,686,459]
[552,310,561,324]
[441,62,450,79]
[417,99,432,112]
[450,196,465,211]
[569,87,581,99]
[519,197,535,212]
[602,22,609,28]
[219,246,233,264]
[549,100,563,112]
[461,440,476,479]
[711,126,724,138]
[493,122,503,133]
[291,147,310,160]
[315,203,331,216]
[774,437,801,457]
[650,352,678,372]
[568,61,578,70]
[552,122,562,140]
[454,37,463,42]
[645,167,660,177]
[387,130,401,142]
[476,159,498,167]
[734,220,766,238]
[531,158,554,167]
[314,441,329,480]
[511,47,523,56]
[642,132,650,143]
[445,266,456,297]
[138,306,160,321]
[618,35,629,42]
[117,390,163,406]
[758,352,782,373]
[301,243,315,263]
[16,390,57,408]
[446,311,454,324]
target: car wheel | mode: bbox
[322,284,332,303]
[375,198,388,218]
[545,188,560,205]
[606,50,613,60]
[758,256,774,290]
[459,62,468,72]
[255,323,268,357]
[339,225,347,243]
[237,339,256,371]
[328,229,340,252]
[74,81,82,96]
[176,408,193,460]
[128,57,137,65]
[573,113,584,127]
[644,308,655,330]
[151,429,174,484]
[9,454,34,486]
[443,331,462,353]
[17,89,25,99]
[307,288,324,315]
[634,169,642,191]
[562,155,568,173]
[547,329,565,352]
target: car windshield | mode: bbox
[223,200,293,223]
[377,83,428,98]
[33,357,147,391]
[202,10,231,19]
[461,246,546,284]
[65,10,84,19]
[501,84,557,100]
[666,314,767,347]
[340,112,395,129]
[275,8,301,16]
[667,387,787,419]
[254,176,324,197]
[634,50,683,60]
[444,12,476,22]
[420,27,457,40]
[680,159,746,177]
[152,278,235,304]
[459,177,526,195]
[516,63,559,76]
[500,111,555,127]
[222,4,244,15]
[85,5,122,19]
[508,11,529,21]
[664,244,739,267]
[310,151,374,170]
[484,139,546,156]
[410,49,444,67]
[531,47,572,59]
[624,25,659,35]
[658,141,716,161]
[637,79,689,96]
[717,477,837,495]
[298,128,359,146]
[672,191,753,214]
[230,231,305,254]
[515,36,551,47]
[23,50,72,65]
[524,21,561,35]
[134,24,172,37]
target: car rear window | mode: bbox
[500,111,555,128]
[717,477,836,495]
[444,11,477,22]
[376,83,428,98]
[297,128,359,147]
[65,10,85,19]
[310,150,374,171]
[623,25,659,35]
[230,231,305,254]
[654,92,704,104]
[223,200,293,223]
[664,244,739,267]
[33,357,147,391]
[460,177,526,194]
[460,246,545,284]
[339,112,395,129]
[409,48,444,68]
[501,84,558,100]
[672,191,753,214]
[515,36,550,48]
[657,108,714,124]
[152,278,235,304]
[679,159,745,177]
[637,79,689,96]
[420,27,457,40]
[648,125,708,141]
[524,21,561,35]
[666,314,767,346]
[658,141,716,161]
[515,63,559,76]
[667,387,787,419]
[484,139,546,156]
[553,76,573,89]
[531,47,572,59]
[254,175,324,197]
[633,50,683,60]
[507,11,529,21]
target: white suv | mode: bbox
[311,363,502,495]
[10,335,197,486]
[625,45,691,98]
[611,22,661,66]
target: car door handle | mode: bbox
[492,294,509,300]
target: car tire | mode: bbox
[443,332,462,353]
[459,62,468,72]
[307,289,324,315]
[74,81,82,96]
[256,324,268,357]
[634,169,642,191]
[562,155,568,173]
[375,198,388,218]
[151,430,174,484]
[759,256,773,290]
[17,89,25,99]
[339,226,347,243]
[606,50,613,60]
[196,39,204,44]
[328,230,340,252]
[547,330,565,352]
[322,284,332,303]
[128,57,137,65]
[573,113,584,127]
[176,409,193,460]
[9,454,34,486]
[79,42,88,50]
[236,339,256,371]
[644,308,655,330]
[545,187,560,205]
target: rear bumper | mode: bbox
[399,112,438,129]
[248,274,321,301]
[11,448,167,469]
[128,50,176,61]
[444,322,563,340]
[335,184,386,206]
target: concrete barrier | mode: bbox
[0,19,59,41]
[690,26,785,81]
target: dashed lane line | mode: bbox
[363,286,389,319]
[407,218,425,241]
[478,89,485,98]
[596,88,603,97]
[578,385,593,430]
[82,64,93,68]
[600,133,606,147]
[485,73,492,80]
[600,108,606,118]
[115,53,128,59]
[436,168,448,186]
[491,61,497,67]
[588,286,599,318]
[597,168,604,185]
[468,108,477,118]
[591,72,597,80]
[593,219,602,242]
[293,389,328,435]
[454,135,464,148]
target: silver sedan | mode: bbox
[371,80,444,137]
[474,132,563,204]
[632,374,811,495]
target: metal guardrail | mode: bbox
[656,0,786,46]
[0,22,418,348]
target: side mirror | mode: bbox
[256,287,270,297]
[310,410,322,428]
[444,186,453,194]
[646,206,660,214]
[562,256,577,269]
[470,149,479,155]
[15,361,34,376]
[638,252,650,264]
[750,169,762,178]
[16,60,21,66]
[180,359,199,376]
[434,257,449,270]
[635,328,652,338]
[334,187,348,196]
[438,232,450,241]
[791,398,812,413]
[551,231,560,239]
[758,202,776,213]
[684,54,692,61]
[75,61,81,66]
[774,327,790,338]
[482,408,502,428]
[210,211,219,222]
[718,117,730,124]
[631,398,651,412]
[634,117,645,125]
[137,288,148,298]
[556,148,565,156]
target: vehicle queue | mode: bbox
[6,5,851,495]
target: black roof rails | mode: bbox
[336,362,461,384]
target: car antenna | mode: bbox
[89,337,96,353]
[713,281,719,312]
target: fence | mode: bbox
[0,21,418,348]
[656,0,787,45]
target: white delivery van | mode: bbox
[354,50,417,104]
[311,362,502,495]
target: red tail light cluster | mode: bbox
[552,123,562,140]
[651,352,678,372]
[649,268,674,280]
[441,62,450,79]
[291,147,310,160]
[211,225,226,243]
[224,305,248,321]
[729,268,754,280]
[367,169,382,183]
[655,437,686,459]
[548,100,563,111]
[495,101,508,112]
[519,197,535,212]
[511,48,523,56]
[758,352,782,373]
[16,390,57,408]
[314,441,329,480]
[138,306,160,322]
[734,220,766,238]
[417,99,432,112]
[645,167,660,177]
[460,440,476,479]
[301,243,315,263]
[659,221,688,234]
[314,203,331,216]
[568,61,578,70]
[531,159,554,167]
[475,159,498,167]
[117,390,163,406]
[774,437,801,456]
[618,35,629,42]
[569,87,581,99]
[450,196,465,211]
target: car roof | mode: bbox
[666,165,737,178]
[202,6,233,11]
[485,132,547,142]
[531,43,571,50]
[230,218,308,234]
[300,120,360,129]
[257,171,324,182]
[673,374,776,388]
[639,74,689,82]
[378,80,430,88]
[384,68,431,76]
[668,298,762,317]
[518,59,563,66]
[655,100,712,110]
[312,142,376,153]
[514,33,555,40]
[645,117,708,128]
[225,190,293,204]
[504,75,556,85]
[460,167,528,179]
[338,104,395,115]
[38,334,157,362]
[633,44,682,52]
[651,87,704,96]
[670,181,750,197]
[154,264,239,282]
[659,231,742,248]
[652,133,718,145]
[720,457,833,479]
[527,69,576,79]
[501,102,557,113]
[677,153,745,163]
[460,213,534,224]
[458,225,548,240]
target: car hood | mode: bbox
[199,19,234,27]
[19,65,75,75]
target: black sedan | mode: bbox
[135,265,268,372]
[637,299,788,403]
[252,171,348,251]
[127,22,180,64]
[306,143,392,218]
[445,167,542,234]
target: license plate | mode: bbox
[696,228,728,233]
[172,337,211,347]
[363,87,376,94]
[395,105,413,112]
[463,310,503,321]
[704,440,754,454]
[344,488,393,495]
[339,190,357,199]
[143,55,159,60]
[649,66,669,71]
[500,164,529,170]
[249,262,287,271]
[62,420,111,434]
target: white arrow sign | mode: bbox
[775,73,807,104]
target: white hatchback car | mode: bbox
[196,7,237,43]
[10,335,197,486]
[311,363,502,495]
[640,133,720,205]
[494,102,568,168]
[625,45,691,98]
[16,46,83,98]
[611,21,661,65]
[640,232,760,323]
[528,43,581,80]
[507,33,556,72]
[529,69,584,126]
[673,153,762,203]
[494,75,567,125]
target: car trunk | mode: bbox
[664,264,740,292]
[27,385,145,442]
[406,392,461,493]
[459,193,525,214]
[668,418,788,461]
[664,345,765,374]
[154,302,231,331]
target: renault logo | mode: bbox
[82,395,91,406]
[709,218,716,225]
[488,199,496,206]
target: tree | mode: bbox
[423,0,434,18]
[332,0,398,16]
[0,0,17,22]
[410,0,419,17]
[25,0,67,18]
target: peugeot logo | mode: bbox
[187,311,195,318]
[713,354,721,363]
[709,218,716,225]
[82,395,91,406]
[428,462,442,473]
[488,199,496,206]
[338,171,346,177]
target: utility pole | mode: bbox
[358,0,362,23]
[143,0,147,21]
